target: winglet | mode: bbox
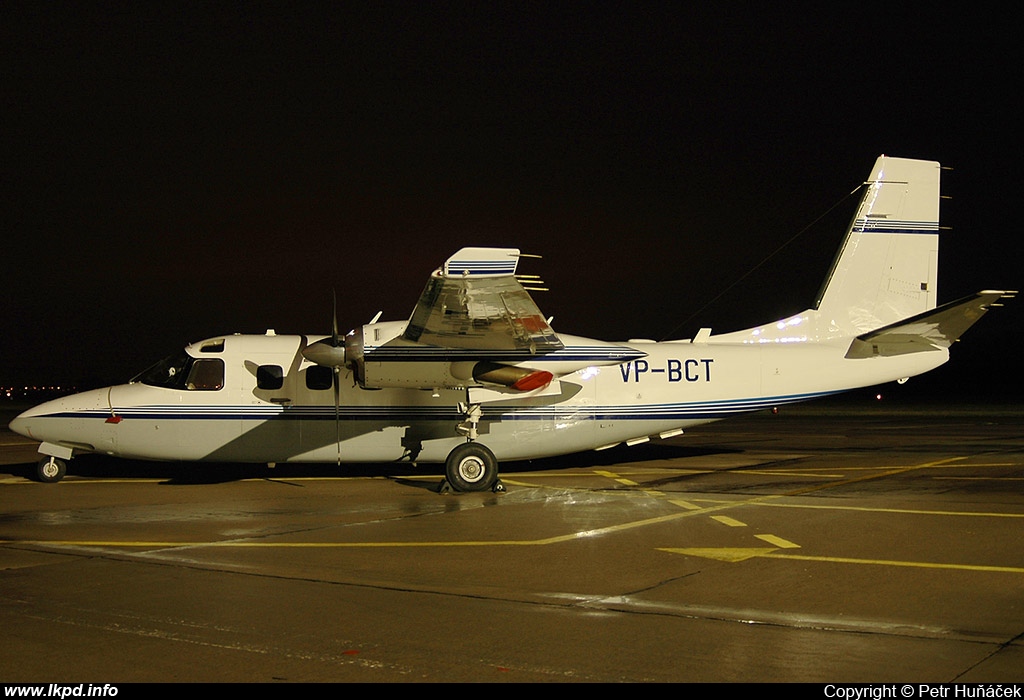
[443,247,521,277]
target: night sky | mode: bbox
[2,5,1020,398]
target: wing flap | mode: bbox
[845,290,1016,358]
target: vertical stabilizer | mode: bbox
[815,156,940,335]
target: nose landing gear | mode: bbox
[36,456,67,483]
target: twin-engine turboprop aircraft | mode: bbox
[9,156,1015,490]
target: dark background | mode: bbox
[2,4,1019,399]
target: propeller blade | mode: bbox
[301,290,347,367]
[332,288,339,345]
[334,367,341,466]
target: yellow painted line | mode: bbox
[782,456,969,495]
[691,499,1024,519]
[590,469,639,486]
[0,478,170,485]
[491,478,541,488]
[763,552,1024,574]
[0,539,548,548]
[744,470,843,479]
[755,534,800,548]
[933,476,1024,482]
[660,547,777,562]
[668,499,702,510]
[710,515,746,527]
[660,547,1024,573]
[0,498,770,551]
[5,456,1014,554]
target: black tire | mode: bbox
[36,457,67,483]
[445,443,499,492]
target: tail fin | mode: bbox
[815,156,941,335]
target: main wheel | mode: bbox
[36,456,67,483]
[445,443,499,492]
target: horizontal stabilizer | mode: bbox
[845,290,1016,358]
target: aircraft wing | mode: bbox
[402,247,563,353]
[845,290,1016,358]
[322,247,644,392]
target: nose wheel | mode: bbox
[36,456,67,483]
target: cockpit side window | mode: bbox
[132,352,224,391]
[186,358,224,390]
[132,351,191,389]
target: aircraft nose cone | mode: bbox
[8,413,34,439]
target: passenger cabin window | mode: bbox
[257,364,284,390]
[306,365,333,391]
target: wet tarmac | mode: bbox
[1,399,1022,682]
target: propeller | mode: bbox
[300,291,347,368]
[301,291,346,465]
[331,292,341,466]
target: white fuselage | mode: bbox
[10,331,948,466]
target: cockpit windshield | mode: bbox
[131,351,224,391]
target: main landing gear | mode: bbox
[441,442,504,493]
[439,402,505,494]
[36,456,67,483]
